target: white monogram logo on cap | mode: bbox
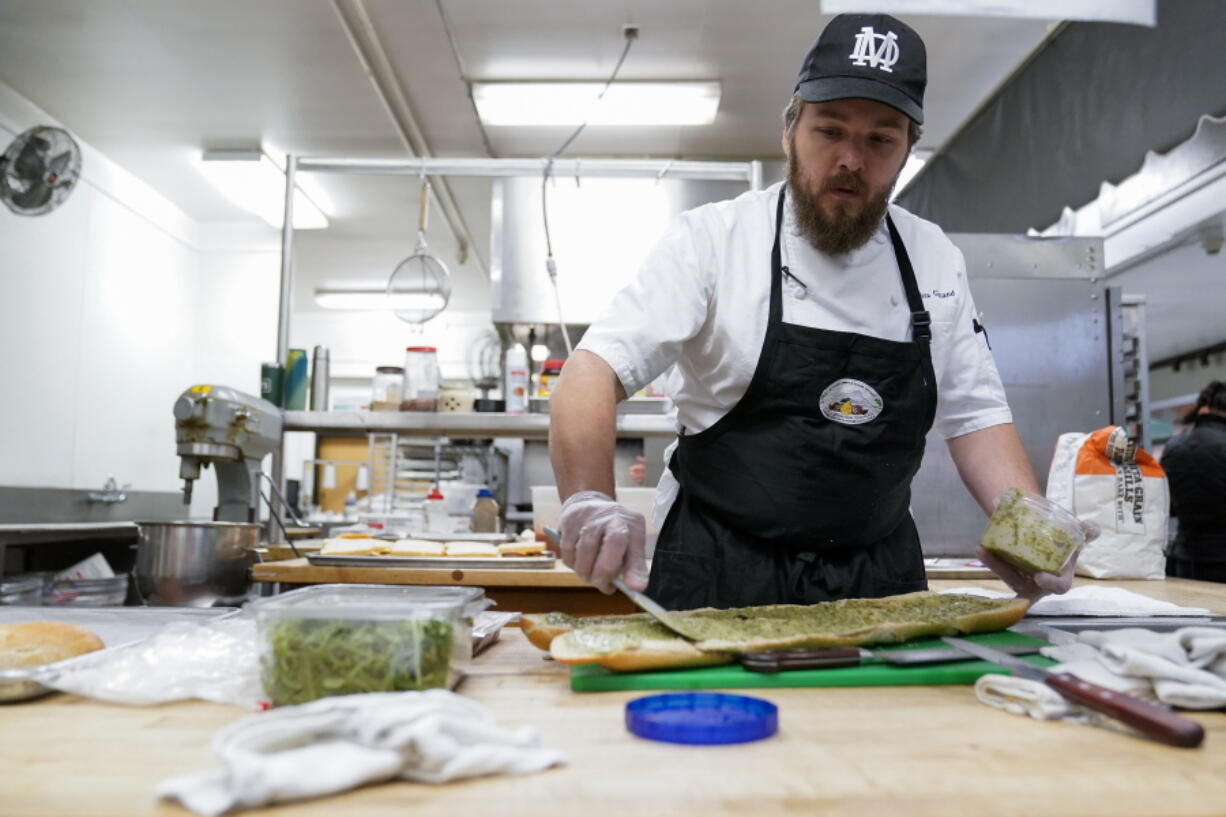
[848,26,899,73]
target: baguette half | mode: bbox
[550,625,734,672]
[520,611,653,651]
[533,592,1030,672]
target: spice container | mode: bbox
[424,487,450,534]
[252,584,483,706]
[284,348,309,410]
[535,358,565,397]
[402,346,440,411]
[472,489,501,533]
[980,488,1084,575]
[370,366,404,411]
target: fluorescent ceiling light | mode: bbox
[199,149,330,230]
[315,288,446,312]
[472,81,721,127]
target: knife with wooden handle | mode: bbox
[942,636,1205,749]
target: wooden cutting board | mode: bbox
[569,631,1053,692]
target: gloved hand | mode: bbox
[977,520,1100,603]
[557,490,648,594]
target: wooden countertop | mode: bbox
[4,578,1226,817]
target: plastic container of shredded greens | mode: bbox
[980,488,1084,575]
[252,584,489,706]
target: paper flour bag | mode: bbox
[1046,426,1168,579]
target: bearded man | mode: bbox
[547,13,1081,609]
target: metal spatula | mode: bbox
[544,527,706,640]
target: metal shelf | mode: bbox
[282,410,678,439]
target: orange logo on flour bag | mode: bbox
[1045,426,1169,579]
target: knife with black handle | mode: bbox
[740,643,1044,672]
[942,636,1205,749]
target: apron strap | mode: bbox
[768,186,787,325]
[885,214,932,343]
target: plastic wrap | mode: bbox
[38,614,264,708]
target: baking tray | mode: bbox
[0,606,238,703]
[307,553,556,570]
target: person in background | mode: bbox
[548,13,1087,610]
[1160,381,1226,582]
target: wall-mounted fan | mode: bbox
[0,126,82,216]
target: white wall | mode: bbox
[0,81,278,519]
[0,82,497,521]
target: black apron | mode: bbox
[646,187,938,610]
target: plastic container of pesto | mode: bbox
[252,584,488,706]
[980,489,1084,575]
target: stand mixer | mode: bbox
[173,384,281,521]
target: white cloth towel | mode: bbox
[974,626,1226,723]
[941,585,1211,616]
[157,689,567,816]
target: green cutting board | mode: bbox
[569,631,1054,692]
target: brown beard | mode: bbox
[786,133,896,256]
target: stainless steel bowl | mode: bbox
[134,521,259,607]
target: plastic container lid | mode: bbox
[406,346,437,353]
[625,693,778,745]
[476,488,493,497]
[426,488,444,500]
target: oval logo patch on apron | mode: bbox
[820,379,884,425]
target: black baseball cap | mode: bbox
[794,14,926,124]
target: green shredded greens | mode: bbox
[262,617,454,706]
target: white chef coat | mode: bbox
[577,182,1013,528]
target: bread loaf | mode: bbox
[527,592,1030,672]
[0,621,104,670]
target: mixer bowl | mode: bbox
[135,521,259,606]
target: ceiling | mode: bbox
[0,0,1057,271]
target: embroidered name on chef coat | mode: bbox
[820,379,884,425]
[849,27,900,73]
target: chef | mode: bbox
[549,13,1081,610]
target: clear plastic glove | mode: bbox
[977,520,1100,603]
[557,490,648,594]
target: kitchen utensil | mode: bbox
[387,178,451,325]
[542,526,704,640]
[570,632,1052,692]
[741,642,1044,673]
[134,521,259,607]
[941,636,1205,748]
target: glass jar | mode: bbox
[370,366,404,411]
[402,346,440,411]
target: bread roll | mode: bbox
[444,542,500,558]
[497,541,545,556]
[0,621,104,670]
[320,538,387,555]
[389,539,446,557]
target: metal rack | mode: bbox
[1119,294,1152,450]
[364,434,509,528]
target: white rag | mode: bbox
[974,626,1226,722]
[941,584,1211,616]
[157,689,567,816]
